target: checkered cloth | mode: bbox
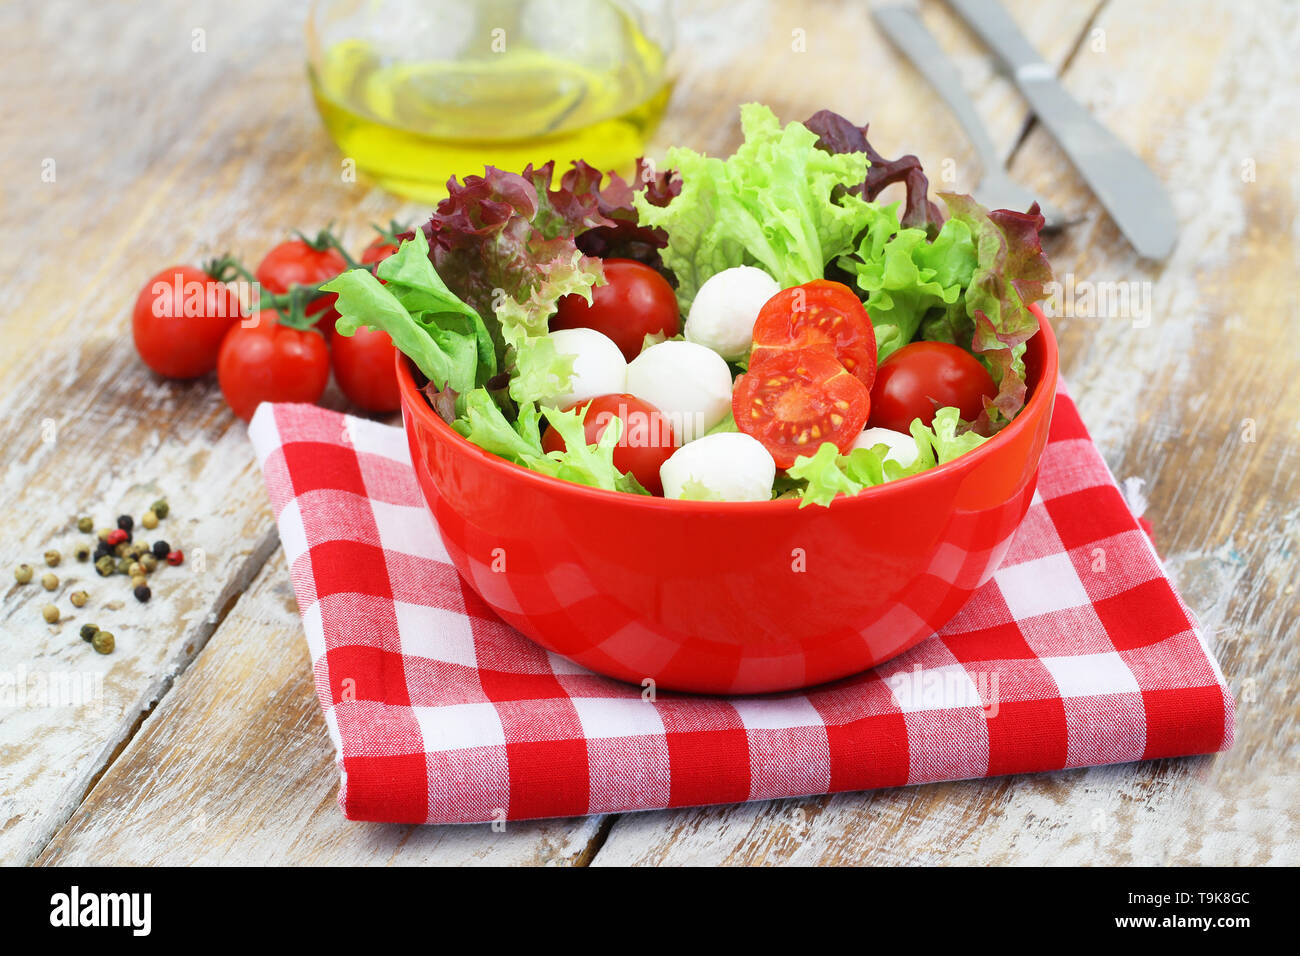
[248,385,1234,824]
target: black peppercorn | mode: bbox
[133,584,151,603]
[117,514,134,532]
[152,540,170,559]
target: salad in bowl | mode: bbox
[324,104,1058,693]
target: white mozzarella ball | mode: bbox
[546,327,627,408]
[625,340,733,442]
[684,266,781,361]
[851,426,920,468]
[660,433,776,502]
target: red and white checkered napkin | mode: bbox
[248,386,1234,825]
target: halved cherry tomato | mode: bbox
[217,310,330,421]
[732,347,870,468]
[868,341,997,432]
[255,240,347,336]
[541,393,678,495]
[333,326,401,413]
[132,265,245,379]
[551,259,679,361]
[750,280,877,389]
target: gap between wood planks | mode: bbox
[30,527,280,863]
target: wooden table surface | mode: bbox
[2,0,1295,866]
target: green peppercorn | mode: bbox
[97,527,113,542]
[114,542,130,558]
[80,623,99,642]
[77,516,94,533]
[74,543,91,562]
[114,558,130,575]
[151,498,169,519]
[133,585,151,603]
[41,572,58,591]
[70,589,88,608]
[140,553,158,572]
[141,509,159,530]
[92,630,115,654]
[94,556,115,577]
[14,563,33,584]
[42,604,59,623]
[44,549,61,567]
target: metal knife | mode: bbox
[944,0,1179,259]
[873,3,1065,227]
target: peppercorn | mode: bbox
[114,558,131,575]
[94,556,115,577]
[44,549,61,567]
[97,527,113,542]
[133,543,150,559]
[107,528,128,547]
[14,563,33,584]
[140,553,159,573]
[114,542,131,558]
[152,540,170,559]
[93,541,112,561]
[77,516,94,533]
[141,509,159,530]
[151,498,169,519]
[133,584,151,603]
[41,572,58,591]
[130,574,146,589]
[42,604,59,623]
[74,543,91,562]
[70,589,88,608]
[92,630,115,654]
[80,623,99,643]
[128,561,144,578]
[167,550,184,567]
[117,514,134,532]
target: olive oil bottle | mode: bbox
[307,0,672,202]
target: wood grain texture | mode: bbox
[35,548,606,866]
[593,0,1300,866]
[5,0,1295,866]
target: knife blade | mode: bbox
[944,0,1179,259]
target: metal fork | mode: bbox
[872,2,1067,228]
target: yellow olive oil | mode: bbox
[309,8,671,203]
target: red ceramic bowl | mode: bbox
[399,306,1058,694]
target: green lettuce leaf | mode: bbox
[323,230,496,395]
[632,103,874,310]
[786,407,988,507]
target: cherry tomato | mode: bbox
[333,326,401,413]
[551,259,679,361]
[217,310,330,421]
[255,240,347,336]
[132,265,244,379]
[868,341,997,432]
[540,393,678,495]
[360,240,398,267]
[732,347,870,469]
[750,280,877,389]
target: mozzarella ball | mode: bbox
[851,426,920,468]
[660,433,776,502]
[625,340,733,442]
[546,327,627,408]
[684,266,781,361]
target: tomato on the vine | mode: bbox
[132,265,244,379]
[333,326,401,413]
[255,240,347,336]
[551,259,679,361]
[360,240,398,267]
[217,310,330,421]
[540,393,678,495]
[868,341,997,432]
[732,347,870,468]
[749,280,877,389]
